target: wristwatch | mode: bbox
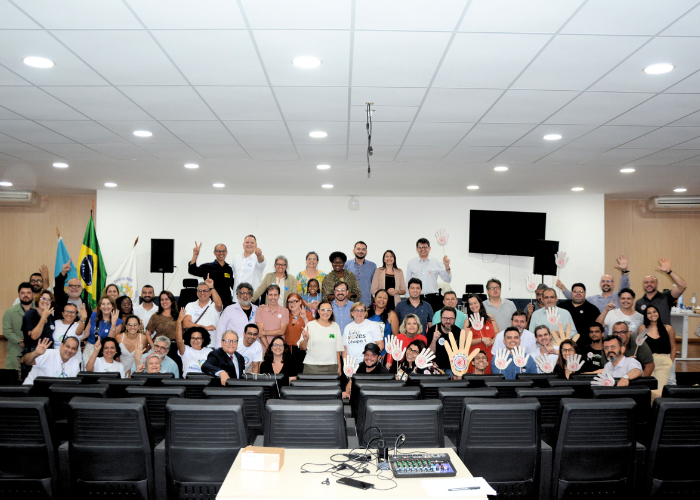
[622,375,630,380]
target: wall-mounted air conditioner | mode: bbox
[0,190,38,206]
[648,195,700,212]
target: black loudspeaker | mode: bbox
[533,239,559,276]
[150,239,174,273]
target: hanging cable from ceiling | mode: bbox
[366,102,373,178]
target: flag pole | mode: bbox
[56,227,60,238]
[133,237,139,248]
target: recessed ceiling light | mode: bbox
[213,183,225,188]
[0,181,12,187]
[674,187,687,193]
[309,131,327,138]
[322,184,334,189]
[571,187,584,191]
[494,166,509,172]
[184,163,199,169]
[23,56,54,68]
[293,56,322,68]
[467,185,479,190]
[133,130,152,137]
[543,134,562,141]
[317,164,331,170]
[644,63,674,75]
[620,168,635,173]
[104,182,117,188]
[53,162,69,168]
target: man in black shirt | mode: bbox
[635,258,687,324]
[343,343,389,399]
[188,242,235,306]
[559,283,600,346]
[426,306,462,373]
[580,323,605,373]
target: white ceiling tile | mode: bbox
[619,126,700,149]
[395,146,452,161]
[0,151,19,160]
[351,88,426,107]
[403,122,471,146]
[14,0,141,29]
[356,0,466,31]
[42,86,152,120]
[0,87,86,120]
[0,107,24,120]
[223,121,292,145]
[434,33,550,88]
[152,30,267,86]
[159,121,236,144]
[139,143,204,161]
[562,0,698,35]
[672,136,700,149]
[481,90,579,123]
[669,109,700,126]
[274,87,348,121]
[546,92,653,125]
[460,0,583,33]
[630,149,700,166]
[348,121,411,145]
[98,120,183,143]
[490,147,552,163]
[460,124,535,146]
[661,6,700,36]
[254,30,350,87]
[245,144,298,161]
[197,87,282,120]
[241,0,351,29]
[0,120,75,143]
[35,142,109,161]
[118,86,216,120]
[590,37,700,93]
[581,148,659,165]
[0,132,21,143]
[347,144,399,161]
[0,31,108,85]
[286,121,348,145]
[664,70,700,94]
[87,143,156,160]
[128,0,245,29]
[567,126,654,148]
[0,66,30,85]
[190,143,248,160]
[416,88,502,122]
[53,30,187,85]
[514,35,647,90]
[353,31,451,87]
[442,146,506,162]
[0,0,40,28]
[512,124,597,147]
[296,144,348,161]
[535,147,608,164]
[36,120,124,143]
[608,93,700,126]
[668,154,700,166]
[349,105,417,122]
[0,142,60,161]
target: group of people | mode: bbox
[2,232,687,401]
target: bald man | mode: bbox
[556,255,630,312]
[635,258,687,324]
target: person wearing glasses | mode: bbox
[53,260,92,321]
[556,255,631,312]
[51,303,86,362]
[22,336,81,385]
[115,315,152,377]
[253,256,296,306]
[202,330,246,385]
[132,336,180,378]
[175,308,213,377]
[298,301,344,375]
[483,279,516,334]
[260,335,299,390]
[342,302,384,362]
[553,339,580,380]
[405,238,451,296]
[182,277,223,332]
[216,283,258,349]
[188,242,235,306]
[285,293,313,370]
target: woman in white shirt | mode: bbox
[343,302,384,360]
[176,308,213,377]
[298,300,343,375]
[52,303,85,361]
[86,336,125,378]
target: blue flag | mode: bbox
[55,236,78,284]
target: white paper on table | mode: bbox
[421,477,496,497]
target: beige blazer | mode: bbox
[370,268,406,306]
[253,273,298,303]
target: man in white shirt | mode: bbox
[597,288,644,335]
[134,285,158,328]
[232,235,266,293]
[493,310,537,354]
[183,278,222,332]
[484,278,517,332]
[236,324,263,373]
[22,336,81,385]
[528,288,578,339]
[216,283,258,349]
[601,334,643,386]
[405,237,451,295]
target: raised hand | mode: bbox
[605,301,616,312]
[35,337,51,355]
[178,307,187,323]
[546,307,561,327]
[636,331,648,346]
[40,264,49,284]
[94,335,102,353]
[110,309,119,325]
[554,251,569,269]
[79,303,87,320]
[388,335,406,362]
[534,354,554,373]
[493,348,512,372]
[343,355,358,377]
[193,241,202,257]
[566,354,583,373]
[555,279,566,291]
[205,273,215,289]
[444,329,478,377]
[512,346,530,368]
[615,255,628,272]
[525,275,538,293]
[254,247,263,258]
[655,257,672,274]
[40,306,54,321]
[301,326,310,343]
[469,312,484,331]
[415,348,436,370]
[592,372,615,387]
[435,228,449,246]
[62,259,72,275]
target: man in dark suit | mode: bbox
[202,330,246,385]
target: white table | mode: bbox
[670,311,700,361]
[217,448,486,500]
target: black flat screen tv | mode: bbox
[469,210,546,257]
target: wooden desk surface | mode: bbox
[217,447,487,500]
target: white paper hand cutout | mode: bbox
[512,346,530,368]
[435,228,449,246]
[546,307,561,326]
[566,354,583,373]
[534,354,554,373]
[554,251,569,269]
[386,335,406,362]
[635,331,647,346]
[493,348,512,371]
[343,355,358,377]
[525,274,538,293]
[415,348,436,369]
[469,313,484,331]
[592,372,616,387]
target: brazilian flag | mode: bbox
[78,215,107,310]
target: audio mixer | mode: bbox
[389,453,457,478]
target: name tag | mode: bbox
[329,334,335,339]
[224,273,231,278]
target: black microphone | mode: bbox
[377,438,388,463]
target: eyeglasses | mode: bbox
[190,336,203,341]
[30,279,43,284]
[154,344,168,351]
[68,284,82,289]
[561,348,576,354]
[319,309,333,313]
[222,339,238,344]
[487,286,500,291]
[63,310,77,315]
[603,346,619,351]
[612,330,628,334]
[39,297,51,303]
[406,349,420,354]
[354,309,366,313]
[442,316,455,321]
[127,323,140,328]
[214,249,227,253]
[272,343,284,348]
[238,291,252,296]
[275,263,287,267]
[417,245,430,250]
[288,299,300,304]
[197,289,210,293]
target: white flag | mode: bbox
[107,245,139,301]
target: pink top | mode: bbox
[256,304,290,345]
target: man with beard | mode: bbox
[557,255,631,312]
[134,285,158,329]
[610,321,655,377]
[432,291,467,329]
[342,343,388,399]
[526,284,548,322]
[331,282,353,335]
[426,307,462,374]
[1,282,34,384]
[528,288,577,339]
[216,283,258,349]
[635,257,687,324]
[557,283,601,345]
[493,310,537,354]
[54,260,91,321]
[580,323,606,374]
[131,336,180,377]
[344,241,376,308]
[601,335,642,386]
[189,242,235,306]
[13,266,50,306]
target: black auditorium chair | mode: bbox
[458,374,505,387]
[99,377,146,398]
[458,398,547,499]
[184,372,216,383]
[0,397,59,499]
[204,387,265,442]
[661,385,700,398]
[177,278,199,310]
[67,397,155,499]
[48,383,108,441]
[226,378,279,402]
[551,398,640,499]
[486,379,534,399]
[630,376,658,391]
[517,373,558,388]
[288,379,340,388]
[125,386,185,442]
[418,379,469,400]
[592,386,652,442]
[162,378,210,399]
[406,373,451,386]
[351,373,395,382]
[0,385,31,397]
[363,399,444,448]
[548,378,593,398]
[280,386,342,401]
[165,399,248,500]
[296,373,340,381]
[438,388,498,444]
[516,387,575,446]
[356,386,420,443]
[77,371,120,384]
[131,372,175,386]
[675,371,700,386]
[264,400,347,449]
[30,376,81,398]
[644,398,700,497]
[350,379,405,418]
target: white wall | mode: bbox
[96,191,605,299]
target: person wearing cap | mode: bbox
[342,342,389,399]
[321,251,361,302]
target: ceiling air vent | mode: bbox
[0,190,38,206]
[648,195,700,212]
